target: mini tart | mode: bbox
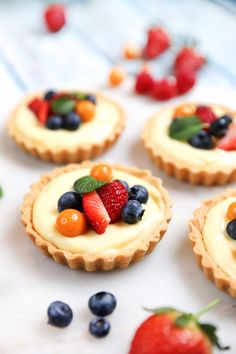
[142,104,236,185]
[189,189,236,297]
[8,92,125,163]
[21,161,172,271]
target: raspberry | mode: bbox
[44,4,66,33]
[151,78,177,101]
[135,70,154,94]
[196,106,217,124]
[144,27,171,59]
[176,70,196,94]
[97,181,128,223]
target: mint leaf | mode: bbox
[144,307,177,314]
[51,97,75,114]
[0,186,3,199]
[200,323,230,350]
[73,176,107,195]
[175,314,195,327]
[169,116,202,141]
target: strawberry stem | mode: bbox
[195,299,220,319]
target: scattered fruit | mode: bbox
[208,116,232,138]
[217,124,236,151]
[47,301,73,328]
[151,78,177,100]
[63,112,81,130]
[135,69,154,94]
[226,219,236,240]
[123,44,141,59]
[57,191,83,213]
[44,4,66,33]
[144,26,171,59]
[97,181,129,223]
[88,292,117,317]
[83,191,111,234]
[174,47,206,74]
[122,200,144,224]
[174,104,196,117]
[89,318,111,338]
[46,115,63,130]
[129,185,149,204]
[56,209,87,237]
[196,106,217,124]
[90,164,113,182]
[75,100,95,122]
[226,201,236,221]
[188,131,214,150]
[176,69,196,94]
[109,66,125,86]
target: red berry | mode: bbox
[83,191,110,234]
[196,106,217,124]
[144,27,171,59]
[28,98,42,115]
[176,69,196,95]
[151,78,177,101]
[217,124,236,151]
[37,101,49,125]
[44,4,66,33]
[97,181,128,223]
[174,47,206,73]
[135,70,154,94]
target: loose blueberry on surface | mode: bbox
[44,90,57,100]
[46,115,63,130]
[57,191,83,212]
[89,318,110,338]
[209,117,232,138]
[88,292,117,317]
[188,131,214,150]
[122,200,144,224]
[226,219,236,240]
[118,179,130,192]
[129,185,149,204]
[47,301,73,328]
[63,112,81,131]
[86,94,96,105]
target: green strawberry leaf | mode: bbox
[175,313,195,327]
[73,175,107,195]
[200,323,230,350]
[144,307,177,314]
[51,97,76,114]
[169,116,202,141]
[0,186,3,199]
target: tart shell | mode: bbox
[8,93,125,163]
[189,189,236,297]
[21,161,172,271]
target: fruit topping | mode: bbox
[57,191,83,212]
[44,4,66,33]
[135,69,154,94]
[56,209,87,237]
[226,201,236,221]
[189,131,214,150]
[226,219,236,240]
[151,78,177,101]
[217,124,236,151]
[144,26,171,59]
[46,115,63,130]
[109,66,125,86]
[90,164,113,182]
[129,185,149,204]
[63,112,81,130]
[88,292,117,317]
[51,96,75,115]
[169,116,202,142]
[97,181,129,223]
[176,69,196,95]
[74,175,107,195]
[174,104,196,118]
[122,200,144,224]
[118,179,130,192]
[89,318,110,338]
[44,90,57,100]
[75,100,95,122]
[83,191,111,234]
[48,301,73,328]
[208,116,232,138]
[28,98,42,116]
[196,106,217,124]
[85,94,96,105]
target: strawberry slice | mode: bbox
[217,124,236,151]
[144,27,171,59]
[28,98,43,115]
[97,181,128,223]
[174,47,206,73]
[83,191,110,234]
[37,101,49,125]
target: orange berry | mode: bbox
[174,104,196,118]
[90,164,113,182]
[76,100,95,122]
[56,209,87,237]
[123,44,141,60]
[227,202,236,221]
[109,67,125,86]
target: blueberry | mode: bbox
[129,185,149,204]
[89,318,110,338]
[86,94,96,104]
[88,292,117,317]
[47,301,73,328]
[220,114,233,124]
[209,117,232,137]
[118,180,130,192]
[226,219,236,240]
[44,90,57,100]
[46,115,63,130]
[58,191,83,212]
[188,131,214,149]
[122,200,144,224]
[63,112,81,131]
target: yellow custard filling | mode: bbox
[146,106,236,172]
[203,197,236,281]
[13,95,121,151]
[33,168,165,255]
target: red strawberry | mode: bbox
[28,98,42,115]
[151,78,177,101]
[83,191,111,234]
[97,181,128,223]
[37,100,49,125]
[218,124,236,151]
[129,300,229,354]
[174,47,206,73]
[44,4,66,33]
[196,106,217,124]
[176,69,196,94]
[135,69,154,94]
[144,27,171,59]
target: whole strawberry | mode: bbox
[129,300,229,354]
[174,47,206,74]
[151,78,177,101]
[176,69,196,94]
[135,69,154,95]
[44,4,66,33]
[144,27,171,59]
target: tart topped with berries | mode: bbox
[143,103,236,185]
[189,189,236,298]
[21,162,171,271]
[8,90,125,163]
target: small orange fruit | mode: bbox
[90,163,113,182]
[56,209,87,237]
[109,67,125,86]
[227,201,236,221]
[123,44,141,60]
[174,104,196,118]
[76,100,95,122]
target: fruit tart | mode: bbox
[21,162,171,271]
[8,90,125,163]
[189,189,236,297]
[142,103,236,185]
